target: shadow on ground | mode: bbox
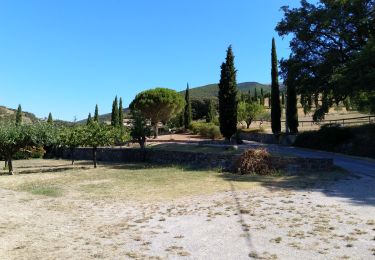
[220,168,375,206]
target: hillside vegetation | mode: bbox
[181,82,275,100]
[87,82,276,123]
[0,106,38,123]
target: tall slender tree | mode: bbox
[254,88,258,102]
[247,90,252,103]
[206,99,216,123]
[47,113,53,124]
[15,105,22,125]
[119,97,124,127]
[183,83,192,129]
[271,38,281,134]
[94,104,99,122]
[87,113,93,125]
[111,96,119,127]
[286,85,299,134]
[260,89,265,106]
[218,45,238,141]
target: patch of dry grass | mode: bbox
[0,159,349,202]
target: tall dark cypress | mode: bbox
[271,38,281,134]
[260,88,265,106]
[247,90,252,103]
[286,85,299,134]
[183,83,192,129]
[119,97,124,127]
[87,113,93,125]
[206,99,216,123]
[94,104,99,122]
[218,45,238,141]
[111,96,119,127]
[47,112,53,124]
[15,105,22,125]
[254,88,258,102]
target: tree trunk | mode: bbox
[139,137,145,150]
[70,147,75,165]
[246,119,252,129]
[153,123,158,139]
[7,159,13,175]
[93,147,97,168]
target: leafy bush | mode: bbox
[294,125,353,150]
[236,149,274,175]
[189,122,221,139]
[294,124,375,158]
[189,122,205,135]
[13,146,46,159]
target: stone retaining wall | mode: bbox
[60,148,333,173]
[239,132,278,144]
[239,132,297,145]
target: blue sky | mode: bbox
[0,0,301,121]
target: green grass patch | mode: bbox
[20,184,63,197]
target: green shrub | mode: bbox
[189,122,221,139]
[236,149,274,175]
[294,125,353,150]
[189,121,205,135]
[206,124,221,139]
[13,146,46,160]
[294,124,375,158]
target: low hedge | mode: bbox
[294,124,375,158]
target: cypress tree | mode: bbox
[247,90,252,103]
[87,113,93,125]
[286,85,299,134]
[260,88,265,106]
[119,97,124,127]
[94,104,99,122]
[281,93,285,106]
[47,112,53,124]
[254,88,258,102]
[206,99,216,123]
[111,96,119,127]
[15,105,22,125]
[271,38,281,134]
[218,45,238,141]
[183,83,192,129]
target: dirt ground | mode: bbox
[0,160,374,259]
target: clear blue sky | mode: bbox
[0,0,301,121]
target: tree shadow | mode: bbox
[220,168,375,206]
[228,181,256,257]
[14,166,92,175]
[99,161,216,172]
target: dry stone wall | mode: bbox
[60,148,333,173]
